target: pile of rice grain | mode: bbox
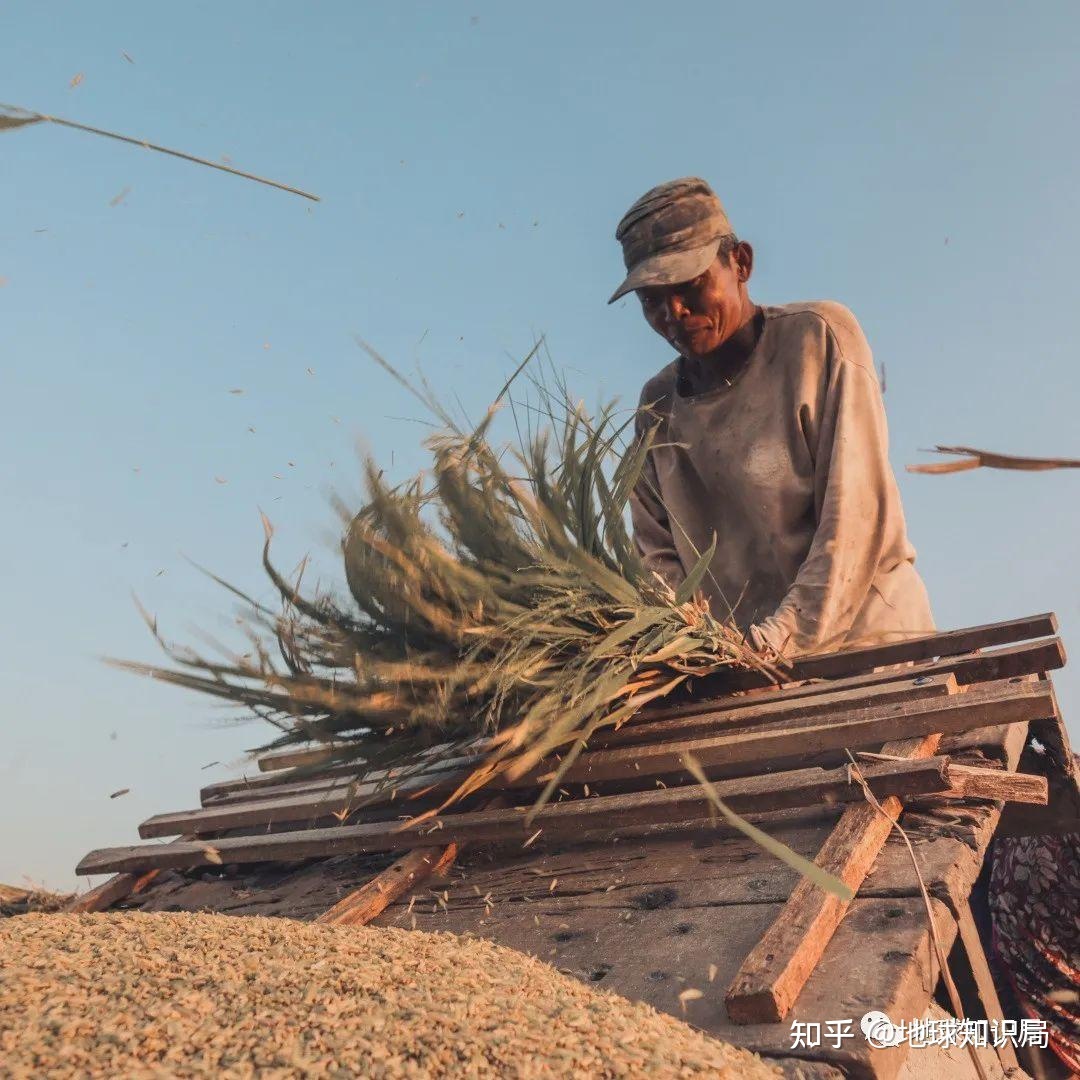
[0,912,780,1079]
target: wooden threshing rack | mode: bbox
[74,613,1080,1079]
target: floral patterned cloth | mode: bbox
[990,829,1080,1074]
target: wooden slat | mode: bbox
[257,743,355,773]
[592,672,957,749]
[724,733,940,1025]
[82,757,957,874]
[678,636,1065,705]
[154,678,1052,838]
[203,673,958,809]
[204,637,1062,805]
[788,612,1057,681]
[64,835,195,912]
[954,901,1021,1073]
[942,763,1047,804]
[558,678,1050,788]
[206,745,477,804]
[202,751,481,808]
[315,794,508,926]
[65,870,158,913]
[316,844,459,926]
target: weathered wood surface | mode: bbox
[166,679,1055,838]
[203,631,1062,805]
[787,612,1057,681]
[682,637,1065,704]
[952,901,1021,1073]
[725,734,941,1025]
[91,758,960,870]
[941,763,1045,803]
[316,844,459,926]
[379,876,960,1080]
[64,869,160,913]
[592,672,957,749]
[557,679,1049,788]
[201,673,959,809]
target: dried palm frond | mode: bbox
[907,445,1080,474]
[0,102,318,201]
[109,352,782,816]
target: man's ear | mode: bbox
[734,241,754,284]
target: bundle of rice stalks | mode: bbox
[112,353,781,817]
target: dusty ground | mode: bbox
[0,912,781,1079]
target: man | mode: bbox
[612,177,934,658]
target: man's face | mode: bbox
[636,246,752,359]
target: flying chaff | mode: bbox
[0,102,319,202]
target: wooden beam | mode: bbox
[316,844,459,926]
[558,678,1051,788]
[316,794,507,926]
[942,764,1047,804]
[788,612,1058,681]
[257,743,355,773]
[203,673,958,809]
[64,836,195,912]
[204,636,1062,805]
[724,733,940,1025]
[146,679,1052,839]
[954,900,1021,1074]
[80,757,957,875]
[680,636,1065,703]
[593,672,958,749]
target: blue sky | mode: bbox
[3,2,1078,890]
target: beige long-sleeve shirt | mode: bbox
[630,301,934,657]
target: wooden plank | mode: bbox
[227,673,956,804]
[138,757,950,844]
[383,885,961,1080]
[724,733,941,1025]
[205,746,477,804]
[203,638,1061,806]
[64,870,157,913]
[84,757,957,873]
[167,679,1053,837]
[954,901,1021,1074]
[257,743,356,772]
[941,763,1046,804]
[559,679,1051,789]
[202,673,958,808]
[680,637,1065,704]
[788,612,1057,681]
[316,844,459,926]
[591,672,957,749]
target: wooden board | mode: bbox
[674,637,1065,705]
[202,634,1062,805]
[172,679,1056,838]
[316,845,459,926]
[788,612,1057,681]
[93,758,958,868]
[725,734,941,1025]
[201,673,959,809]
[380,882,960,1080]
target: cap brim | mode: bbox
[607,240,721,305]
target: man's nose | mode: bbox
[666,293,689,320]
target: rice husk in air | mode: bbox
[0,912,781,1079]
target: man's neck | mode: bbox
[681,305,763,393]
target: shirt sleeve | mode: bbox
[752,310,901,656]
[629,400,686,593]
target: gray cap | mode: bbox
[608,177,733,304]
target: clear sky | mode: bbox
[3,2,1078,891]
